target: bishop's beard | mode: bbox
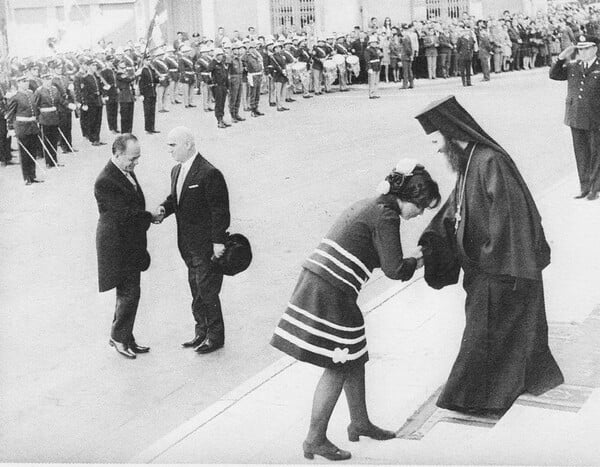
[443,137,469,174]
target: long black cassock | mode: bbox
[416,96,564,413]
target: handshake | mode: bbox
[151,206,166,224]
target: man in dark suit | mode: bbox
[94,134,161,359]
[138,56,160,134]
[550,35,600,200]
[157,126,230,354]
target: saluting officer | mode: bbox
[550,35,600,200]
[33,68,65,168]
[6,74,43,185]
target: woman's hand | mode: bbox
[409,245,424,269]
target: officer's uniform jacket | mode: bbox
[209,59,229,87]
[33,85,64,127]
[550,57,600,130]
[100,67,119,102]
[6,90,40,137]
[165,54,180,81]
[81,73,103,107]
[364,46,381,72]
[311,45,327,71]
[178,55,196,84]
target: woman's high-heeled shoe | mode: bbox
[347,423,396,442]
[302,441,351,461]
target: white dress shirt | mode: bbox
[176,154,196,202]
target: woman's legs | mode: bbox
[305,367,346,446]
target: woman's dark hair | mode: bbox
[386,165,441,210]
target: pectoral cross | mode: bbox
[454,212,461,232]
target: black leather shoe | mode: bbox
[235,115,246,121]
[183,334,206,348]
[574,191,590,199]
[285,98,296,102]
[109,338,136,359]
[269,102,276,107]
[347,423,396,442]
[302,441,351,461]
[254,110,264,116]
[129,342,150,353]
[195,338,223,354]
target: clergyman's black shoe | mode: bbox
[109,338,136,359]
[587,191,599,201]
[129,342,150,353]
[182,334,206,348]
[574,191,590,199]
[195,338,223,354]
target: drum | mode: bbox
[346,55,360,78]
[292,62,307,73]
[332,54,346,66]
[323,59,337,73]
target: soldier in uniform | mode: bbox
[550,35,600,200]
[270,42,289,112]
[100,56,120,134]
[282,39,297,103]
[239,39,250,112]
[165,47,181,105]
[51,59,78,153]
[335,34,351,92]
[6,75,43,184]
[74,59,89,140]
[228,41,245,123]
[116,60,136,134]
[311,38,327,95]
[208,48,231,129]
[263,39,276,106]
[297,38,313,99]
[81,60,105,146]
[28,63,43,93]
[0,74,13,167]
[245,41,265,117]
[195,45,214,112]
[152,48,171,113]
[457,26,475,87]
[178,45,197,108]
[139,55,160,134]
[33,69,65,168]
[365,36,382,99]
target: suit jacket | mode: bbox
[550,57,600,130]
[162,153,230,263]
[95,160,152,292]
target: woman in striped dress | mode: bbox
[271,160,441,461]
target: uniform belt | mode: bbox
[39,107,57,113]
[200,72,211,76]
[184,71,195,74]
[168,68,178,71]
[248,72,263,76]
[16,116,36,122]
[369,59,380,63]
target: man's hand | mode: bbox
[409,245,424,269]
[213,243,226,259]
[151,206,165,224]
[558,45,576,61]
[82,104,89,111]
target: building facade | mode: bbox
[5,0,548,57]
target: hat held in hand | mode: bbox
[212,233,252,276]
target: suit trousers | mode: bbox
[87,104,103,143]
[18,133,38,182]
[402,59,414,88]
[58,111,73,152]
[228,75,242,117]
[41,125,59,166]
[106,101,118,132]
[187,257,224,343]
[111,270,141,344]
[571,127,600,194]
[213,85,227,121]
[143,96,156,132]
[120,102,134,134]
[459,58,472,86]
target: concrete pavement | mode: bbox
[132,172,600,464]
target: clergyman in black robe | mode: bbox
[415,96,564,415]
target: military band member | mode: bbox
[245,41,265,117]
[400,25,415,90]
[6,75,43,184]
[311,39,327,95]
[263,39,276,106]
[0,78,12,167]
[270,42,289,112]
[282,39,297,103]
[335,35,351,92]
[323,35,336,92]
[116,60,136,134]
[100,57,120,134]
[228,41,245,122]
[74,60,90,140]
[33,70,65,168]
[179,45,197,108]
[81,60,105,145]
[240,39,250,112]
[165,48,181,105]
[365,36,382,99]
[28,63,43,93]
[209,48,231,128]
[51,60,78,153]
[139,56,160,134]
[297,38,313,99]
[152,48,171,113]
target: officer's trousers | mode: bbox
[213,85,227,121]
[120,102,134,134]
[58,111,73,152]
[143,96,156,132]
[17,133,39,182]
[459,58,472,86]
[157,85,168,111]
[571,128,600,194]
[367,68,379,97]
[40,125,60,167]
[201,82,211,110]
[87,104,102,143]
[248,75,262,111]
[228,75,242,117]
[106,100,118,132]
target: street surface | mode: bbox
[0,68,578,462]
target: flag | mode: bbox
[146,0,168,54]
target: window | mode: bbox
[426,0,470,19]
[270,0,315,35]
